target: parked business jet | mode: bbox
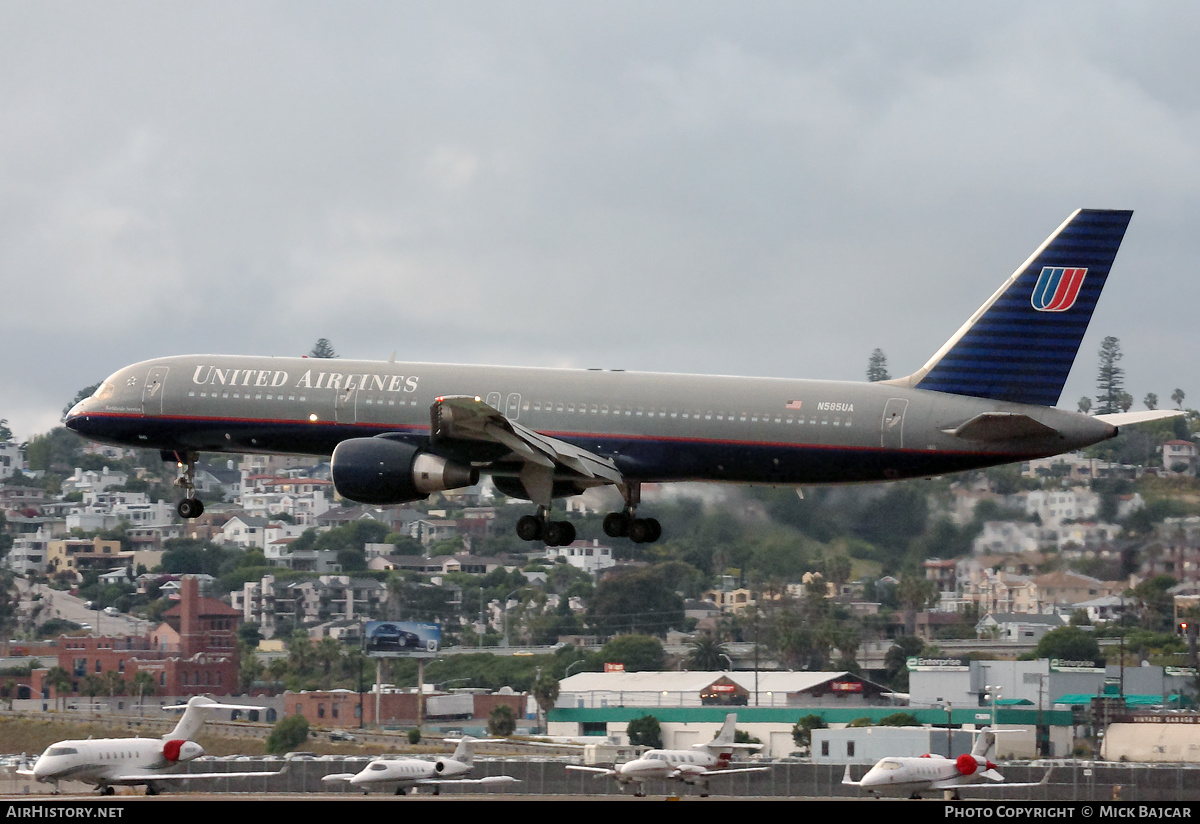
[566,713,768,797]
[841,727,1051,799]
[18,696,279,795]
[65,209,1159,545]
[321,736,518,795]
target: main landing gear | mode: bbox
[512,482,662,546]
[516,507,576,547]
[602,482,661,544]
[164,450,204,520]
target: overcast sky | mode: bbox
[3,2,1198,442]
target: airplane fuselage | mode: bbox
[66,354,1114,489]
[29,736,203,790]
[855,754,990,798]
[618,748,724,781]
[347,756,469,792]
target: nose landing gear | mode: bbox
[163,450,205,520]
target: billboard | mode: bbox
[364,621,441,658]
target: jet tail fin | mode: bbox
[972,726,996,758]
[165,695,265,742]
[892,209,1133,407]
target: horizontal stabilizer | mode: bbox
[941,413,1058,441]
[1093,409,1185,427]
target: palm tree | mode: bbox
[531,670,560,733]
[687,634,729,670]
[43,666,71,711]
[131,672,156,714]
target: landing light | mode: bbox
[309,414,319,422]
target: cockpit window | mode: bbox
[46,746,78,756]
[93,382,115,401]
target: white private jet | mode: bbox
[566,713,769,798]
[841,727,1051,799]
[321,736,519,796]
[19,696,281,795]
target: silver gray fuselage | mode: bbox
[65,354,1115,487]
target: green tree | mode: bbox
[309,338,337,359]
[266,713,311,754]
[487,704,516,737]
[1144,393,1159,410]
[43,666,72,710]
[587,567,684,637]
[1095,336,1125,414]
[1077,397,1092,415]
[0,419,11,443]
[883,636,924,691]
[598,635,665,672]
[1172,388,1186,410]
[866,349,891,382]
[791,714,826,752]
[131,671,156,708]
[626,715,663,749]
[1034,626,1101,661]
[686,634,729,670]
[531,670,560,731]
[61,383,101,421]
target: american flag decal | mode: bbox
[785,400,803,410]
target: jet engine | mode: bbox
[955,754,987,775]
[331,438,478,505]
[162,739,204,764]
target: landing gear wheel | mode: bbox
[102,786,114,796]
[169,451,203,520]
[177,497,204,519]
[544,521,576,547]
[603,512,631,538]
[516,515,543,542]
[628,517,662,544]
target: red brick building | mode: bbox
[47,576,242,699]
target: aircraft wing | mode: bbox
[415,776,521,786]
[679,766,771,779]
[431,395,623,504]
[929,767,1052,791]
[565,765,619,778]
[108,767,286,785]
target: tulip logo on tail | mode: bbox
[1031,267,1087,312]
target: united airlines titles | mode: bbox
[191,365,420,393]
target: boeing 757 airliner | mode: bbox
[66,209,1159,545]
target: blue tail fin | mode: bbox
[903,209,1133,407]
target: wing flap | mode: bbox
[431,395,622,503]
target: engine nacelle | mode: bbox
[162,739,204,763]
[955,753,981,776]
[331,438,478,505]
